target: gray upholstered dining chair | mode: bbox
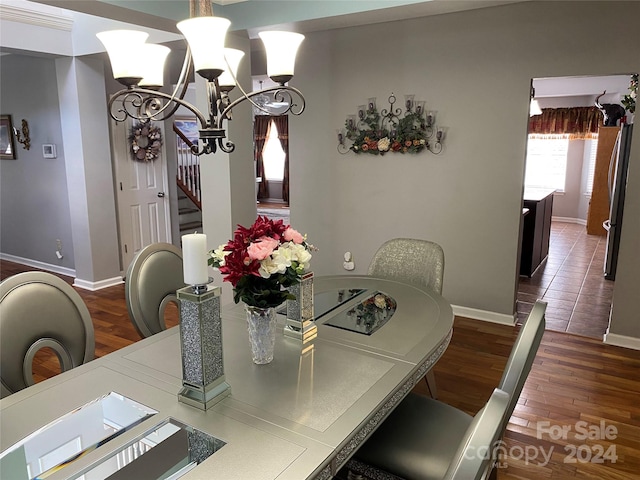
[125,242,185,338]
[368,237,445,397]
[0,272,95,398]
[346,300,547,480]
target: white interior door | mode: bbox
[112,117,172,272]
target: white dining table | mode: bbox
[0,275,453,480]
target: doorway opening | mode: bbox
[517,74,636,341]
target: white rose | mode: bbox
[259,257,286,278]
[378,137,390,151]
[291,243,312,268]
[210,245,229,267]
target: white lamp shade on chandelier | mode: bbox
[96,30,149,84]
[259,31,305,84]
[218,48,245,90]
[176,16,231,81]
[98,21,304,88]
[138,44,171,88]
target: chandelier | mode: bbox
[97,1,305,155]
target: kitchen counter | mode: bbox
[520,190,554,277]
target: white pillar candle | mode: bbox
[182,233,209,285]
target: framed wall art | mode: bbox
[0,115,17,160]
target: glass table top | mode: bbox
[73,418,226,480]
[278,287,397,335]
[323,291,397,335]
[0,393,225,480]
[0,392,156,480]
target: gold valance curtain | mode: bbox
[528,106,603,139]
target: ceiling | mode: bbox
[30,0,531,36]
[4,0,635,102]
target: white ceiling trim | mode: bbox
[0,3,72,31]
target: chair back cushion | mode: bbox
[444,388,510,480]
[0,272,94,396]
[125,242,184,338]
[368,238,444,294]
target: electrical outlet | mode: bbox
[343,251,355,271]
[56,239,63,251]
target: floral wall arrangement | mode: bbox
[129,120,163,162]
[337,93,446,155]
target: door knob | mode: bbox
[157,192,165,198]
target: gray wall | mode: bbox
[0,54,75,271]
[287,0,640,336]
[1,1,637,339]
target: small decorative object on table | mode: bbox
[177,233,230,411]
[210,216,314,364]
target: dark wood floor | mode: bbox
[2,259,639,479]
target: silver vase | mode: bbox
[244,305,277,364]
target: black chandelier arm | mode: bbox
[218,137,235,154]
[106,49,194,124]
[108,87,210,130]
[217,85,306,127]
[153,49,195,121]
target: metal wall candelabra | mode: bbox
[337,93,445,155]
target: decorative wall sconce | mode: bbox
[337,93,446,155]
[14,119,30,150]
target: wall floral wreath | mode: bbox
[129,121,163,162]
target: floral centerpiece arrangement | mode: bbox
[209,216,313,309]
[621,74,637,115]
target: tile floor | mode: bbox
[517,221,614,339]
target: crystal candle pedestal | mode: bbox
[177,285,230,411]
[285,271,317,343]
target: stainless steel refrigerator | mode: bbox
[603,123,633,280]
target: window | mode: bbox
[262,121,285,181]
[585,138,599,195]
[524,136,569,191]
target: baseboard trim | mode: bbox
[1,252,124,291]
[0,252,76,278]
[552,216,587,226]
[603,332,640,351]
[451,305,516,325]
[74,276,124,291]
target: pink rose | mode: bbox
[247,236,279,261]
[283,227,304,244]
